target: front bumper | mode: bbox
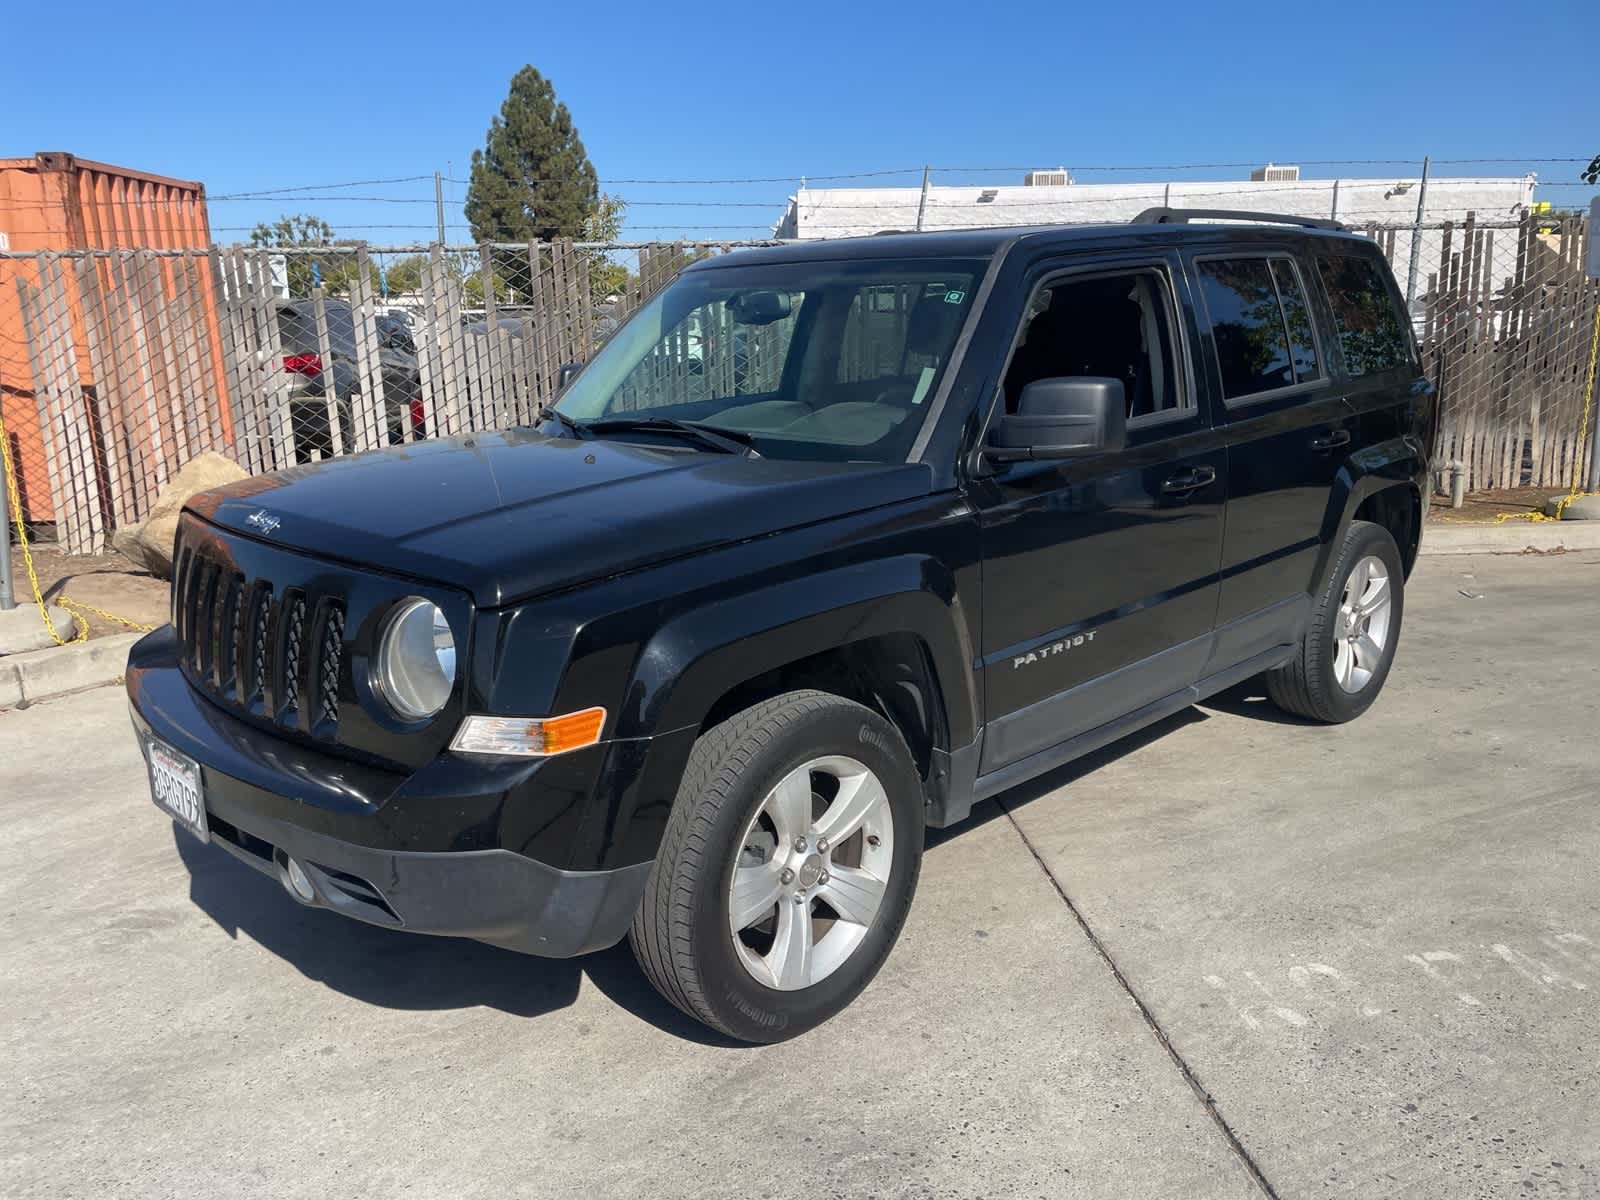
[126,629,651,958]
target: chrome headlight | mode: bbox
[373,598,456,721]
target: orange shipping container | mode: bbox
[0,151,228,538]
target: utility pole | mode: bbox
[915,165,931,232]
[434,171,447,246]
[1405,155,1431,306]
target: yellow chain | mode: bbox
[1,404,155,645]
[1497,297,1600,522]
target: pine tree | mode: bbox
[465,66,599,243]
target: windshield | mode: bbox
[554,257,984,462]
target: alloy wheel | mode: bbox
[727,755,895,991]
[1333,554,1393,693]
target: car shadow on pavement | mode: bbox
[925,706,1210,851]
[174,831,743,1047]
[1197,679,1320,726]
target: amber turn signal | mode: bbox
[449,707,607,757]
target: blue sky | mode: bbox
[3,0,1596,244]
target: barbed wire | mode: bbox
[210,175,438,198]
[199,156,1598,197]
[0,156,1587,240]
[0,178,1571,219]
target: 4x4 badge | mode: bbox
[245,510,281,536]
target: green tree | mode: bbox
[249,213,334,249]
[585,193,630,297]
[248,214,381,297]
[250,213,332,295]
[465,66,599,243]
[1583,155,1599,185]
[380,254,428,297]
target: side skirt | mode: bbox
[926,596,1307,827]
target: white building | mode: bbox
[772,166,1537,240]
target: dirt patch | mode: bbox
[5,542,168,640]
[1428,486,1554,524]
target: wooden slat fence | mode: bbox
[1394,213,1597,493]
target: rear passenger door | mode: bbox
[1188,250,1355,640]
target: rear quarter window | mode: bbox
[1316,254,1412,377]
[275,303,358,356]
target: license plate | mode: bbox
[146,736,208,843]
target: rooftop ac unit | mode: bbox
[1024,168,1070,187]
[1250,164,1301,182]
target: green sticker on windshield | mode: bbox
[944,290,966,304]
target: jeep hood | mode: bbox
[188,431,932,606]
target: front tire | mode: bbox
[1266,519,1405,723]
[630,690,923,1042]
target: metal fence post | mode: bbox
[0,439,15,610]
[1586,204,1600,495]
[1405,155,1431,306]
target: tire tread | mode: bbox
[1266,519,1400,723]
[629,689,858,1037]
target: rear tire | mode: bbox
[630,690,923,1043]
[1266,519,1404,723]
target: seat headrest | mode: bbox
[904,291,965,357]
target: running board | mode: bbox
[969,643,1296,805]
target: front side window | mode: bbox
[555,257,983,463]
[1317,254,1410,377]
[1002,269,1188,421]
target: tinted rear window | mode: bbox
[1195,259,1295,398]
[276,303,357,354]
[1270,260,1321,383]
[1316,255,1410,376]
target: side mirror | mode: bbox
[558,362,580,389]
[986,377,1126,461]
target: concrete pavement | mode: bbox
[1001,550,1600,1197]
[3,552,1597,1198]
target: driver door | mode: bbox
[967,255,1226,774]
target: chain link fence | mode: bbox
[3,217,1596,556]
[0,239,774,552]
[1367,213,1597,496]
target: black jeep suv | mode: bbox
[128,211,1432,1042]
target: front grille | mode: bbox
[280,593,307,714]
[317,607,344,727]
[173,546,346,739]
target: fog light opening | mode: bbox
[281,856,317,904]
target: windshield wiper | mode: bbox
[537,406,590,439]
[583,417,760,457]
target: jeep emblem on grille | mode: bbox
[245,510,281,536]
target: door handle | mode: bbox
[1311,429,1352,452]
[1161,465,1216,495]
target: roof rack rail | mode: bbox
[1131,207,1347,233]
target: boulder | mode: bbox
[1558,494,1600,521]
[112,452,248,579]
[0,603,76,655]
[1539,493,1600,521]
